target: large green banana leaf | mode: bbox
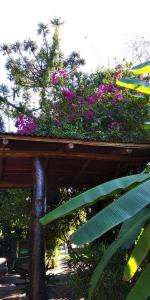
[123,223,150,281]
[126,263,150,300]
[40,173,150,225]
[88,210,150,300]
[72,178,150,245]
[118,208,148,249]
[116,78,150,95]
[131,61,150,74]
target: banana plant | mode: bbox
[40,164,150,300]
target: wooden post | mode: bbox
[30,158,47,300]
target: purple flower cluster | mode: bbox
[95,83,125,106]
[109,121,121,130]
[48,68,129,132]
[113,65,123,80]
[88,95,97,104]
[84,110,95,120]
[111,93,124,105]
[50,69,68,85]
[62,89,75,100]
[54,117,61,128]
[96,83,116,96]
[15,115,38,135]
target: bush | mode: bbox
[15,65,150,143]
[66,243,131,300]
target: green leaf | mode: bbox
[72,177,150,245]
[118,208,148,249]
[40,173,150,225]
[144,122,150,129]
[143,162,150,173]
[88,210,150,300]
[131,61,150,74]
[126,263,150,300]
[123,222,150,281]
[116,78,150,95]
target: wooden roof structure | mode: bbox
[0,133,150,300]
[0,133,150,188]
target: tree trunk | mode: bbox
[30,158,47,300]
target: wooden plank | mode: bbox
[0,134,150,149]
[0,149,149,162]
[75,160,91,180]
[0,182,32,188]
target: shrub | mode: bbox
[67,243,131,300]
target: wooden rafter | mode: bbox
[0,149,148,162]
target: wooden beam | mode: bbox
[30,158,47,300]
[0,158,4,180]
[0,182,32,188]
[0,134,150,149]
[0,149,149,162]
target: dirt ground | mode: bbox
[0,271,77,300]
[0,274,27,300]
[0,251,80,300]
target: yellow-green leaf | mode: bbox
[123,223,150,281]
[126,264,150,300]
[116,78,150,95]
[131,61,150,74]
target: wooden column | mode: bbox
[30,158,47,300]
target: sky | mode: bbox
[0,0,150,80]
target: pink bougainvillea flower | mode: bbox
[96,84,108,95]
[84,110,95,121]
[62,89,75,100]
[67,113,75,123]
[113,65,123,80]
[54,117,61,128]
[58,69,68,79]
[115,93,124,100]
[88,95,97,104]
[51,73,59,85]
[71,103,78,109]
[96,84,117,98]
[78,96,86,103]
[15,115,38,135]
[109,121,121,129]
[50,69,68,85]
[111,98,117,105]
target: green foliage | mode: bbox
[67,244,130,300]
[44,187,86,268]
[0,189,31,239]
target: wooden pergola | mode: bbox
[0,133,150,300]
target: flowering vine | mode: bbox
[15,65,149,143]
